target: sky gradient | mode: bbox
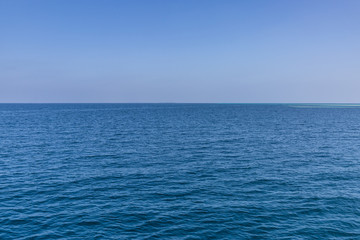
[1,0,360,103]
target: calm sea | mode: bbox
[1,103,360,239]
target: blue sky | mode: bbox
[1,0,360,103]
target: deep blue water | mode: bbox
[1,103,360,239]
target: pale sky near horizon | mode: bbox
[1,0,360,103]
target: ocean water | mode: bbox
[1,103,360,239]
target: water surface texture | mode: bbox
[1,104,360,239]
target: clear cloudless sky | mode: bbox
[1,0,360,103]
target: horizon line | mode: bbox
[1,102,360,104]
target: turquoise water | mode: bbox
[1,103,360,239]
